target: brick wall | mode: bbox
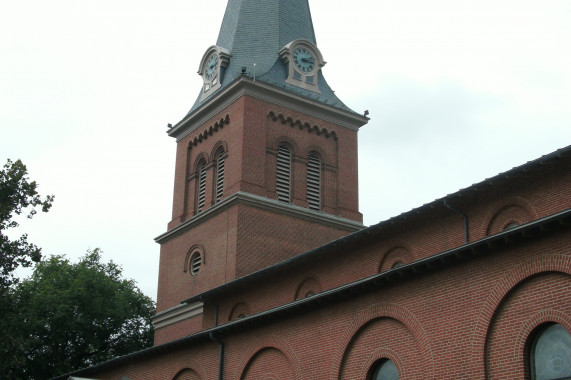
[87,227,571,379]
[156,93,365,341]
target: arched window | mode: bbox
[189,251,202,275]
[307,152,321,211]
[531,324,571,380]
[196,159,207,213]
[215,149,225,203]
[229,302,250,321]
[369,359,399,380]
[276,145,291,202]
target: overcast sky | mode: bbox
[1,0,570,299]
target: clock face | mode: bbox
[293,47,315,73]
[205,54,219,80]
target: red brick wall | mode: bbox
[235,205,356,278]
[204,163,571,325]
[157,92,365,341]
[156,207,239,313]
[168,95,361,231]
[154,314,203,346]
[144,86,571,379]
[89,228,570,379]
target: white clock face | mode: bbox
[205,54,219,80]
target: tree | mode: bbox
[3,250,156,380]
[0,158,54,290]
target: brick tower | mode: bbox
[153,0,369,344]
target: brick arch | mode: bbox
[468,254,571,378]
[306,146,329,166]
[359,348,405,379]
[169,359,207,380]
[232,335,303,380]
[272,137,298,156]
[515,309,571,377]
[183,244,206,273]
[378,244,414,272]
[192,153,209,173]
[267,110,338,141]
[479,196,537,238]
[329,302,434,379]
[484,273,571,378]
[294,275,322,300]
[172,368,201,380]
[210,140,229,158]
[228,301,250,321]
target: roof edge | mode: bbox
[56,208,571,380]
[168,76,369,142]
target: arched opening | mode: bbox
[214,148,225,203]
[196,159,207,213]
[530,323,571,380]
[368,359,399,380]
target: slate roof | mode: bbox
[186,0,355,116]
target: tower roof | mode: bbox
[186,0,356,116]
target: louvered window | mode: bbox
[307,153,321,210]
[276,145,291,202]
[190,252,201,275]
[197,161,206,212]
[215,150,225,203]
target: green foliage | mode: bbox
[0,158,54,289]
[1,249,155,380]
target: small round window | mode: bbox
[189,252,202,275]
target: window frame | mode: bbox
[214,148,225,203]
[196,159,207,213]
[276,144,292,203]
[529,323,571,380]
[307,152,321,211]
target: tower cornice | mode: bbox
[169,76,369,142]
[155,191,364,245]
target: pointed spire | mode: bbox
[216,0,316,80]
[186,0,357,116]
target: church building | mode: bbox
[60,0,571,379]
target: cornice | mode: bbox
[168,77,368,142]
[267,110,338,140]
[152,302,204,330]
[186,114,230,150]
[155,192,364,244]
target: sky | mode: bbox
[1,0,570,300]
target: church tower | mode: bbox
[153,0,368,344]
